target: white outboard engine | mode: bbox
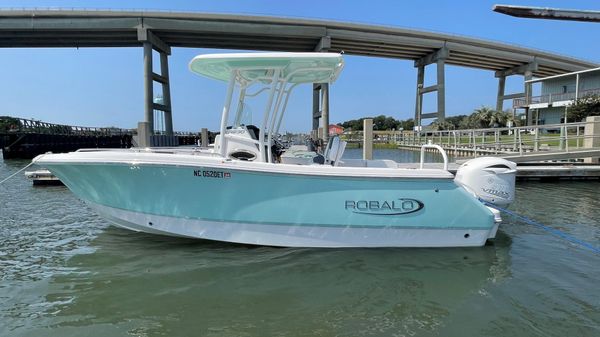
[454,157,517,207]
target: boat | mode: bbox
[33,52,517,248]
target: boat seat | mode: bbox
[246,125,260,141]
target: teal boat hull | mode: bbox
[41,161,498,247]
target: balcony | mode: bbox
[513,87,600,108]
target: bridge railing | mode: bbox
[0,116,131,136]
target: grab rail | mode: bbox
[419,141,449,170]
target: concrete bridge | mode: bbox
[0,8,596,146]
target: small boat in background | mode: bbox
[33,52,517,247]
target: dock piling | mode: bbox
[584,116,600,163]
[363,118,373,160]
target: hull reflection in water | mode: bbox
[33,230,512,336]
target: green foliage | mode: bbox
[338,115,414,131]
[452,107,512,129]
[0,116,21,133]
[338,106,518,133]
[567,94,600,122]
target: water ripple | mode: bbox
[1,155,599,336]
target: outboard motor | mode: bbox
[454,157,517,207]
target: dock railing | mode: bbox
[396,119,600,158]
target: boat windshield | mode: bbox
[232,102,252,127]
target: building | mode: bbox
[329,124,344,136]
[513,67,600,125]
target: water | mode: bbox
[1,151,599,337]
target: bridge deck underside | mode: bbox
[0,10,594,77]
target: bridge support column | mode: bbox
[495,62,537,123]
[414,47,448,131]
[496,75,506,111]
[311,36,331,145]
[321,83,330,143]
[436,58,445,123]
[138,28,173,141]
[143,42,153,133]
[160,52,173,136]
[524,69,534,125]
[414,65,424,128]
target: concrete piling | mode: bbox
[363,118,373,160]
[201,128,209,147]
[137,121,152,148]
[584,116,600,163]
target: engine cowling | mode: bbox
[454,157,517,207]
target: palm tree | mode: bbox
[489,110,507,128]
[471,106,496,128]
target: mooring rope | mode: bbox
[0,161,34,185]
[484,201,600,254]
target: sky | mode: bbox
[0,0,598,132]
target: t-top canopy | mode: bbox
[189,52,344,84]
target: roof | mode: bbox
[526,66,600,84]
[0,9,596,76]
[188,52,344,83]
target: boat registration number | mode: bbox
[193,170,231,179]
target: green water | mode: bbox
[1,151,599,337]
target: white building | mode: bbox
[513,67,600,126]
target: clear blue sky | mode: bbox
[0,0,598,132]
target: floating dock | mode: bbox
[24,170,63,186]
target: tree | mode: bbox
[429,120,455,131]
[339,115,408,131]
[339,118,365,131]
[445,115,468,129]
[399,118,414,131]
[567,94,600,122]
[0,116,21,133]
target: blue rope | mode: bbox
[483,201,600,254]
